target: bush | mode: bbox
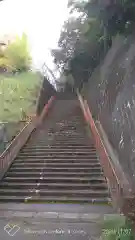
[0,33,31,72]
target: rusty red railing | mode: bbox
[77,90,135,217]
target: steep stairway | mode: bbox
[0,97,111,204]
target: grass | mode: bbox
[0,71,42,122]
[101,215,135,239]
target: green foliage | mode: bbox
[52,0,135,91]
[0,33,31,72]
[101,215,135,240]
[0,72,41,122]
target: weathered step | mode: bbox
[23,146,96,150]
[34,139,90,142]
[19,151,97,156]
[21,147,96,151]
[37,136,88,138]
[9,167,102,172]
[14,159,99,164]
[0,195,110,204]
[48,128,85,130]
[42,135,89,138]
[30,134,90,138]
[0,189,109,198]
[12,162,101,167]
[18,152,98,157]
[3,176,106,183]
[48,123,85,126]
[15,154,98,158]
[53,123,86,126]
[49,131,87,134]
[6,171,103,178]
[16,156,98,161]
[0,101,111,205]
[47,133,87,136]
[47,129,87,132]
[52,133,89,135]
[51,130,86,133]
[26,143,93,147]
[39,134,89,136]
[49,137,89,140]
[0,182,108,190]
[27,142,95,146]
[21,146,95,150]
[35,140,91,144]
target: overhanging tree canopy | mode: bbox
[52,0,135,90]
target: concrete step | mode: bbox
[6,172,104,178]
[14,159,99,163]
[3,176,106,183]
[0,189,109,198]
[22,144,96,149]
[12,163,101,167]
[26,143,93,147]
[0,100,111,206]
[0,195,110,204]
[20,148,96,152]
[9,167,102,172]
[0,182,108,190]
[18,153,98,157]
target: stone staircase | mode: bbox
[0,97,111,204]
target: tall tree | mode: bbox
[52,0,135,91]
[5,33,31,72]
[0,33,31,72]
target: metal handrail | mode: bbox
[77,91,134,214]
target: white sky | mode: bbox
[0,0,69,70]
